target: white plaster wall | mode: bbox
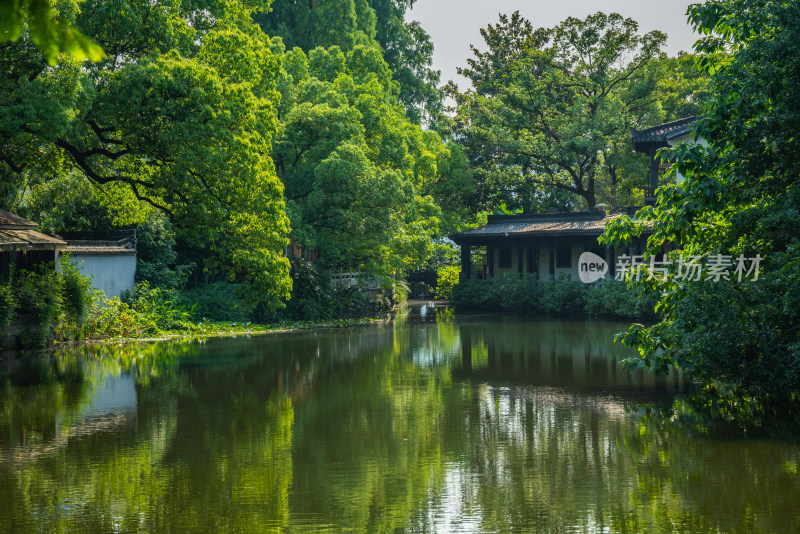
[539,247,551,280]
[668,133,708,183]
[63,254,136,300]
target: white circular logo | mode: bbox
[578,252,608,283]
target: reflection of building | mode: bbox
[455,321,683,393]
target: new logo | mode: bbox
[578,252,608,283]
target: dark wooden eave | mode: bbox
[631,116,699,154]
[450,209,649,246]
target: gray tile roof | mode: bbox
[631,116,699,153]
[451,210,649,244]
[65,239,136,255]
[0,210,67,251]
[0,229,67,250]
[0,209,38,229]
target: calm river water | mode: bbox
[1,307,799,532]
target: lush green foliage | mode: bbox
[0,259,94,346]
[86,282,195,339]
[601,0,800,393]
[2,0,479,322]
[434,266,459,300]
[1,0,292,309]
[271,39,451,276]
[255,0,441,123]
[451,12,666,210]
[135,212,195,290]
[584,280,657,320]
[272,258,334,321]
[180,282,250,323]
[451,277,654,320]
[450,12,711,212]
[0,0,105,64]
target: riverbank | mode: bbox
[84,316,391,344]
[0,315,392,357]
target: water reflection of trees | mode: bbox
[1,320,799,532]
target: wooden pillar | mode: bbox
[549,242,555,279]
[609,245,615,277]
[517,243,523,275]
[488,245,494,278]
[648,147,660,202]
[460,244,471,282]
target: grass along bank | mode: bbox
[0,263,392,349]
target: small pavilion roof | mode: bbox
[0,209,66,251]
[0,209,38,229]
[450,210,649,245]
[631,116,699,154]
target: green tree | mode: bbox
[271,39,446,276]
[0,0,292,308]
[369,0,441,124]
[602,0,800,393]
[452,12,667,210]
[0,0,104,64]
[255,0,441,124]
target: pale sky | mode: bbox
[409,0,702,90]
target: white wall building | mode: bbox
[58,239,136,300]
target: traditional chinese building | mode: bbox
[450,209,651,282]
[0,209,66,278]
[59,236,137,300]
[631,116,701,201]
[450,117,703,284]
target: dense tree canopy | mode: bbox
[255,0,441,123]
[0,0,104,63]
[271,40,447,275]
[1,0,292,307]
[2,0,478,317]
[602,0,800,394]
[452,12,675,211]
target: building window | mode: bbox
[499,248,512,269]
[556,247,571,268]
[527,249,539,273]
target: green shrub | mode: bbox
[451,275,542,312]
[263,260,396,322]
[541,280,587,316]
[60,257,94,321]
[452,276,656,320]
[498,273,542,312]
[584,280,656,320]
[0,283,14,334]
[435,266,460,300]
[124,282,194,333]
[0,260,98,347]
[86,282,197,339]
[270,259,334,321]
[180,282,249,323]
[16,267,63,345]
[331,284,393,319]
[135,213,195,289]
